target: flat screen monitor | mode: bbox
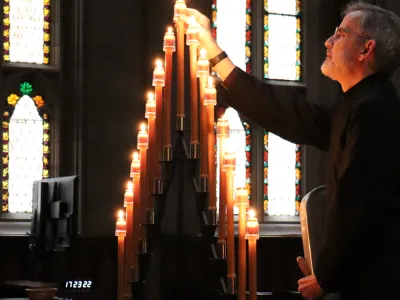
[30,175,79,254]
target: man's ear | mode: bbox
[360,39,376,61]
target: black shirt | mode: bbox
[221,67,400,299]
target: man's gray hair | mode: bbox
[342,1,400,74]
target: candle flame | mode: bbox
[200,48,207,58]
[140,123,147,132]
[167,27,173,33]
[155,59,163,68]
[133,151,139,161]
[118,209,125,220]
[127,180,133,190]
[224,137,235,152]
[207,76,214,86]
[248,209,256,219]
[147,91,155,101]
[189,15,197,26]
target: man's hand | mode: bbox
[298,274,324,300]
[178,8,222,58]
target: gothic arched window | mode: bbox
[2,82,50,212]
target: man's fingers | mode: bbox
[297,256,312,276]
[184,8,202,19]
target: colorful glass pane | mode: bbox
[264,131,301,216]
[3,0,51,65]
[264,0,301,81]
[2,83,50,212]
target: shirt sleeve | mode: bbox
[314,100,384,292]
[220,67,332,151]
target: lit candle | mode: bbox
[145,92,156,210]
[115,209,127,236]
[205,77,217,222]
[163,27,175,158]
[246,209,260,300]
[137,123,148,243]
[197,49,210,178]
[174,0,186,129]
[137,123,149,149]
[124,181,134,297]
[187,16,200,154]
[217,116,229,244]
[131,151,140,276]
[130,151,140,178]
[115,210,126,300]
[124,180,134,207]
[235,187,249,300]
[152,60,164,178]
[223,149,236,294]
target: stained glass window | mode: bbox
[212,0,252,211]
[211,0,251,72]
[216,108,251,214]
[3,0,51,65]
[263,130,301,216]
[264,0,301,81]
[2,82,50,213]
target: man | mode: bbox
[180,1,400,300]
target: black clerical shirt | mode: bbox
[221,67,400,299]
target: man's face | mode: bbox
[321,12,366,81]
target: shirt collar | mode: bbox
[342,72,391,102]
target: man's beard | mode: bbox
[320,54,355,81]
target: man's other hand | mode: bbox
[298,274,324,300]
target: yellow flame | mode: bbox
[207,76,214,86]
[189,15,197,26]
[118,210,125,220]
[147,91,155,101]
[248,209,256,219]
[167,27,173,33]
[140,123,147,132]
[127,181,133,190]
[133,151,139,161]
[200,48,207,58]
[156,59,163,68]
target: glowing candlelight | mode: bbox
[173,0,186,21]
[197,48,210,78]
[124,180,134,207]
[152,60,164,178]
[186,16,199,45]
[174,0,186,128]
[130,151,140,178]
[116,209,126,300]
[198,49,210,177]
[163,27,175,154]
[152,59,165,87]
[164,27,176,51]
[115,209,127,236]
[137,123,148,149]
[187,16,200,153]
[246,209,259,300]
[204,77,217,105]
[145,92,156,119]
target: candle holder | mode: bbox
[199,175,208,193]
[146,208,155,225]
[217,240,227,260]
[227,275,237,295]
[153,178,164,195]
[190,142,200,159]
[176,115,185,131]
[162,145,173,162]
[207,207,217,226]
